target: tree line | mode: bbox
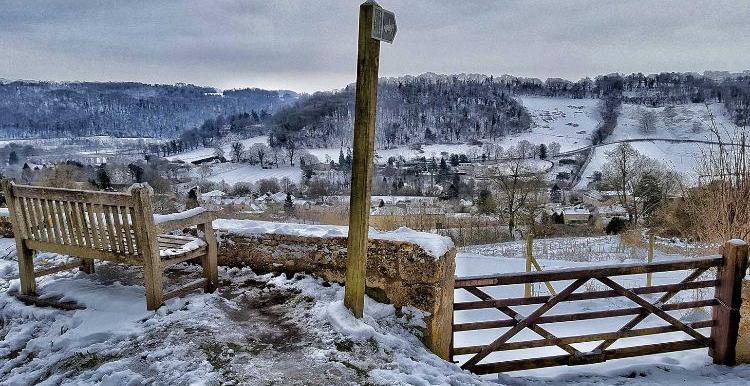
[0,81,295,139]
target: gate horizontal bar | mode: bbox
[454,257,722,288]
[453,299,716,331]
[454,279,716,311]
[468,339,706,374]
[453,320,713,355]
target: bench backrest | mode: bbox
[2,181,155,262]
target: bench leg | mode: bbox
[17,244,36,296]
[199,223,218,293]
[79,258,95,274]
[143,259,163,311]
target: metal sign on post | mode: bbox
[371,5,397,43]
[344,1,396,319]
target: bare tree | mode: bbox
[678,106,750,241]
[486,158,545,237]
[638,108,658,134]
[602,143,640,221]
[230,141,244,163]
[249,143,269,167]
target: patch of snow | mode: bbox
[212,219,454,258]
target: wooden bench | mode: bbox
[1,180,218,310]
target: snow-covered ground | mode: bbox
[514,97,599,153]
[578,102,742,187]
[199,163,302,185]
[610,102,738,143]
[0,238,481,385]
[2,233,749,385]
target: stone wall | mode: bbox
[215,224,456,360]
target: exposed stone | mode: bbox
[216,231,456,359]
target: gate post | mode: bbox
[711,239,749,365]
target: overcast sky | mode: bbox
[2,0,749,93]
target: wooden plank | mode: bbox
[64,200,82,246]
[24,239,144,266]
[344,1,381,319]
[34,260,82,277]
[12,183,132,205]
[160,247,207,268]
[154,210,215,233]
[108,205,125,253]
[2,180,36,295]
[162,279,207,301]
[122,206,136,255]
[30,198,46,242]
[197,221,218,292]
[128,207,139,255]
[452,320,714,355]
[39,199,54,243]
[97,204,113,251]
[130,186,163,310]
[25,197,41,241]
[711,240,749,365]
[597,277,711,346]
[454,279,717,310]
[76,201,92,248]
[454,257,723,288]
[464,286,580,356]
[469,339,706,374]
[49,200,66,245]
[453,299,716,331]
[461,278,588,370]
[45,200,57,244]
[86,202,102,250]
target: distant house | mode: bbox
[562,206,591,224]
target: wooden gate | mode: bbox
[451,240,748,375]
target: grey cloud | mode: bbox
[1,0,748,92]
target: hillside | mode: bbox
[270,74,533,150]
[0,81,296,138]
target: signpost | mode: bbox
[344,1,396,318]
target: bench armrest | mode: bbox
[154,207,216,233]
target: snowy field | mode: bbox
[610,102,739,143]
[577,102,743,187]
[199,163,302,185]
[514,96,599,153]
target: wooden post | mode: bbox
[646,233,654,287]
[344,1,382,318]
[525,233,533,298]
[198,221,218,292]
[711,239,749,365]
[131,185,163,311]
[2,180,36,296]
